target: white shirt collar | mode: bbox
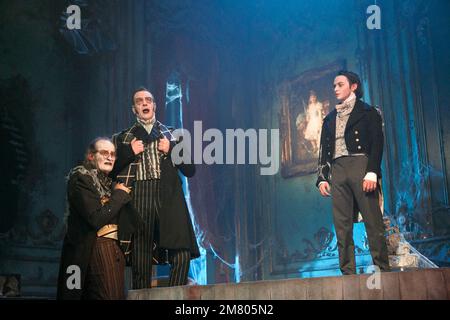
[137,116,156,134]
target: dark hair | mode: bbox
[131,86,152,106]
[337,70,363,99]
[84,137,113,166]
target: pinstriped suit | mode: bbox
[111,121,199,289]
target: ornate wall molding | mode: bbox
[359,0,448,238]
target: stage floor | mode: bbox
[127,268,450,300]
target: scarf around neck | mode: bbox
[335,92,356,117]
[67,163,112,198]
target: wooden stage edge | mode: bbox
[127,267,450,300]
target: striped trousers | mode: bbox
[131,180,191,289]
[82,237,125,300]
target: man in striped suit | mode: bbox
[111,87,199,290]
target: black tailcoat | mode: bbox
[111,122,200,259]
[316,99,384,187]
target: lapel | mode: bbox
[326,109,337,137]
[129,122,161,144]
[121,123,139,144]
[345,100,366,131]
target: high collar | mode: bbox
[137,116,156,134]
[137,115,156,126]
[335,92,356,115]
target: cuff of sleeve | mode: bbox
[112,189,132,203]
[364,172,377,182]
[125,143,134,155]
[168,140,176,154]
[318,181,328,188]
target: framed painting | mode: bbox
[279,60,346,178]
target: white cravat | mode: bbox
[137,116,156,134]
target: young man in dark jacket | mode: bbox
[317,71,390,275]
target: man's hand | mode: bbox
[319,182,331,197]
[115,183,131,194]
[131,137,144,155]
[363,179,377,193]
[158,137,170,154]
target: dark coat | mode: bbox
[111,122,200,259]
[56,168,141,300]
[316,99,384,187]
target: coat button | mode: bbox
[355,130,359,135]
[358,146,362,150]
[328,152,331,155]
[356,138,360,142]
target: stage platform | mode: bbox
[128,268,450,300]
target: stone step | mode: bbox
[128,268,450,300]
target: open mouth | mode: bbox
[104,161,113,166]
[142,108,150,114]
